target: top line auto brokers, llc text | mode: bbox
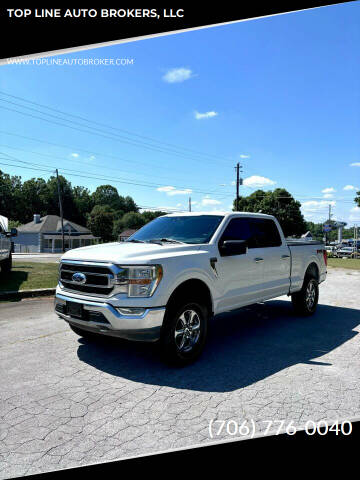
[6,9,185,19]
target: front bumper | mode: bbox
[55,293,165,342]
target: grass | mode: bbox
[0,262,59,292]
[327,257,360,270]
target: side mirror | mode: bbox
[219,239,248,257]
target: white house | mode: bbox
[15,214,99,253]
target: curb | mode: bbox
[0,288,56,301]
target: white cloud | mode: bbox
[350,162,360,167]
[301,200,336,213]
[89,155,96,161]
[321,187,335,193]
[201,196,221,206]
[194,110,218,120]
[349,206,360,221]
[163,67,193,83]
[243,175,276,188]
[343,185,357,191]
[70,153,79,158]
[157,186,192,196]
[323,193,334,199]
[239,154,250,159]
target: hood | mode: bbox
[60,241,204,264]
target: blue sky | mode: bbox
[1,2,360,225]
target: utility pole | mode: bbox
[56,169,65,253]
[325,203,332,245]
[189,197,191,212]
[235,162,243,211]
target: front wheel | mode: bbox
[160,300,209,366]
[291,276,319,316]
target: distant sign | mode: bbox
[323,224,332,232]
[332,221,347,228]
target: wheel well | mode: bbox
[166,279,213,315]
[305,262,319,282]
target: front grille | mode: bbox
[59,262,114,296]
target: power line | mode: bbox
[0,130,232,191]
[0,90,232,163]
[0,154,235,197]
[0,99,229,166]
[0,145,227,194]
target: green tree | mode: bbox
[87,205,115,243]
[122,196,139,213]
[0,170,24,222]
[92,185,123,211]
[72,186,94,225]
[43,175,76,220]
[233,188,307,237]
[20,177,48,222]
[355,191,360,208]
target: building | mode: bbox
[15,214,99,253]
[118,228,138,242]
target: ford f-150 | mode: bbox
[55,212,327,365]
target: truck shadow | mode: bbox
[76,300,360,392]
[0,268,28,298]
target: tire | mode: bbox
[291,275,319,316]
[0,253,12,275]
[69,324,98,340]
[160,299,209,366]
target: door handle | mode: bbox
[281,255,290,259]
[254,257,264,263]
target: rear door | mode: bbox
[215,217,267,311]
[250,218,291,299]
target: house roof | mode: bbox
[17,215,90,233]
[119,229,138,237]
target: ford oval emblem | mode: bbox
[72,272,86,284]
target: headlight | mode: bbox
[111,265,163,297]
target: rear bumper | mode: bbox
[55,293,165,342]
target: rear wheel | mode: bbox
[291,276,319,316]
[160,300,209,366]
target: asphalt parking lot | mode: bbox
[0,267,359,478]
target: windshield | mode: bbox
[128,215,224,245]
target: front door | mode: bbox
[215,217,266,312]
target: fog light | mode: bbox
[116,307,146,316]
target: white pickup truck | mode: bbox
[0,215,17,275]
[55,212,327,365]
